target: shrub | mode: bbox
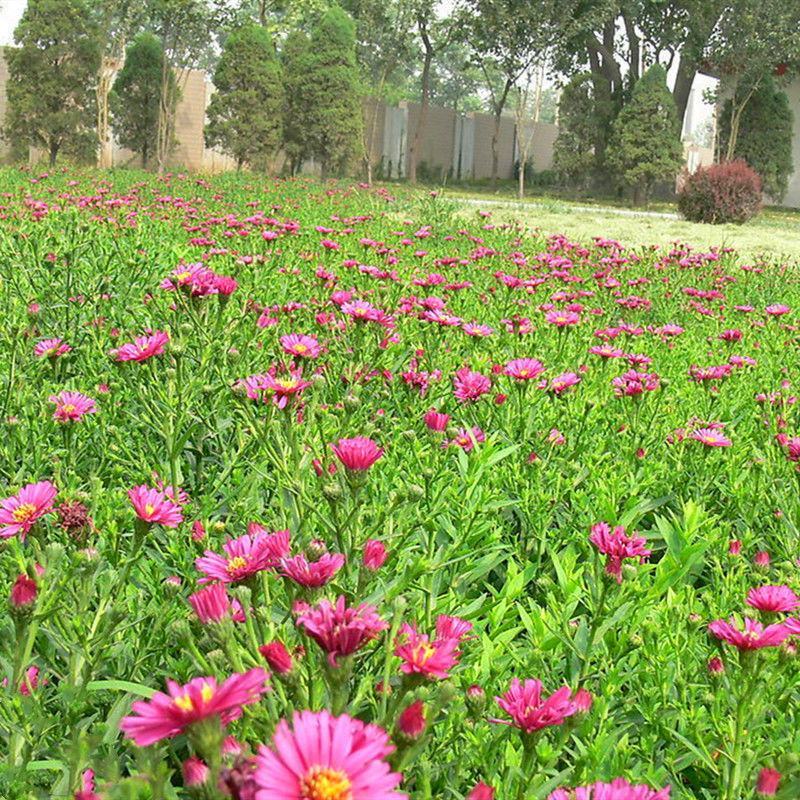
[677,160,762,224]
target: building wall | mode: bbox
[403,101,457,180]
[785,79,800,209]
[471,112,516,180]
[0,49,9,161]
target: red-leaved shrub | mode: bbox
[677,160,762,224]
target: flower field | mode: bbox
[2,169,800,800]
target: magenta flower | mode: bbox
[447,426,486,452]
[548,778,671,799]
[73,769,100,800]
[281,552,345,588]
[261,370,312,409]
[110,331,169,362]
[34,337,71,358]
[280,333,322,359]
[128,485,184,528]
[120,668,269,747]
[189,583,236,624]
[331,437,383,471]
[690,428,732,447]
[423,409,450,432]
[296,596,387,667]
[549,372,581,395]
[453,368,491,402]
[589,522,651,582]
[708,617,788,650]
[362,539,388,571]
[254,710,406,800]
[49,390,96,422]
[493,678,578,733]
[545,309,581,327]
[611,370,660,397]
[394,624,461,681]
[0,481,58,540]
[504,358,546,381]
[746,585,800,613]
[765,304,790,317]
[196,528,289,584]
[756,768,781,796]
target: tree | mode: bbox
[4,0,101,166]
[304,6,363,177]
[111,33,171,167]
[465,0,577,186]
[146,0,218,173]
[719,75,794,202]
[281,30,315,175]
[606,63,683,205]
[553,73,597,190]
[703,0,800,159]
[205,24,284,170]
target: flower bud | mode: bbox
[362,539,388,571]
[10,574,37,609]
[259,641,294,676]
[467,782,495,800]
[396,699,427,742]
[182,756,209,787]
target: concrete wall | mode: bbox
[785,79,800,208]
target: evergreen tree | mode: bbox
[4,0,101,166]
[111,33,171,168]
[305,6,363,177]
[606,64,683,205]
[205,24,285,171]
[720,75,794,202]
[281,30,315,175]
[553,74,596,191]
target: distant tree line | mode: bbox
[2,0,798,202]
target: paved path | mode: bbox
[454,195,681,220]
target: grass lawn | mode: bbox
[442,188,800,261]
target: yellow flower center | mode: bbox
[61,404,76,414]
[227,556,248,574]
[411,641,436,665]
[174,693,194,712]
[12,503,37,523]
[294,343,308,353]
[519,369,529,377]
[176,271,191,281]
[300,766,353,800]
[276,379,298,390]
[144,503,156,516]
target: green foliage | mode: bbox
[553,74,596,190]
[111,33,172,168]
[205,24,285,170]
[606,64,683,204]
[303,5,363,176]
[4,0,102,166]
[280,30,315,174]
[719,76,794,203]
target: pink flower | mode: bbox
[707,656,725,674]
[19,665,45,696]
[549,372,581,395]
[34,337,71,358]
[708,617,788,650]
[504,358,546,381]
[765,304,790,317]
[296,596,387,667]
[128,485,183,528]
[262,370,313,409]
[589,522,651,582]
[545,310,580,327]
[120,668,269,747]
[756,768,781,796]
[259,641,295,675]
[110,330,169,362]
[453,367,491,402]
[331,437,383,471]
[281,552,345,588]
[0,481,58,540]
[448,427,486,452]
[195,528,289,584]
[493,678,578,733]
[182,756,210,787]
[254,710,406,800]
[467,782,495,800]
[49,391,96,422]
[396,699,427,740]
[10,574,38,608]
[423,409,450,431]
[746,585,800,613]
[394,619,468,680]
[363,539,388,571]
[690,428,732,447]
[754,550,771,567]
[548,778,670,799]
[611,370,660,397]
[74,769,100,800]
[280,333,322,358]
[189,583,237,624]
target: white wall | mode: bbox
[785,78,800,208]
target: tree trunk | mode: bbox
[258,0,268,26]
[726,82,758,161]
[518,157,525,199]
[407,16,433,185]
[490,78,513,187]
[48,141,59,167]
[672,58,695,136]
